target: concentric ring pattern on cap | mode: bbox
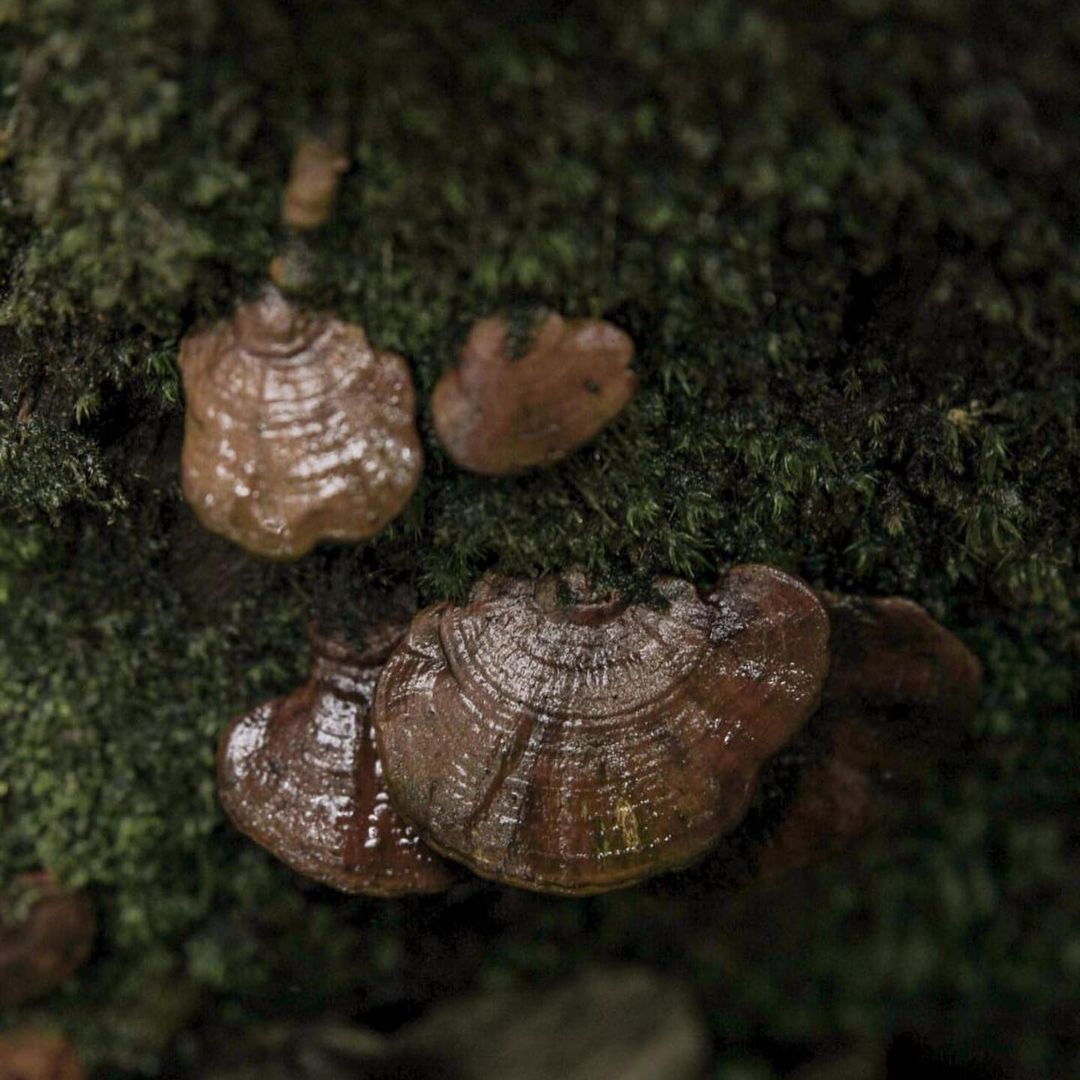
[372,564,830,894]
[180,286,422,559]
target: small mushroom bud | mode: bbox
[218,618,456,896]
[0,1032,85,1080]
[180,286,423,559]
[431,311,636,475]
[283,135,348,231]
[372,565,830,894]
[0,873,95,1008]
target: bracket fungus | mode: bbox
[0,1032,85,1080]
[0,873,96,1008]
[372,565,830,894]
[752,718,888,882]
[817,591,983,752]
[431,311,636,475]
[218,621,455,896]
[753,592,982,881]
[180,286,422,559]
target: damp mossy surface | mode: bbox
[1,0,1078,1075]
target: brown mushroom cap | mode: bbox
[431,312,636,475]
[752,717,888,882]
[180,286,422,559]
[371,564,830,894]
[752,593,983,882]
[218,624,456,897]
[0,1032,86,1080]
[817,591,982,763]
[0,873,95,1008]
[283,135,348,231]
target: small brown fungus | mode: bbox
[218,619,455,896]
[752,717,888,882]
[817,591,982,767]
[283,135,348,231]
[180,286,423,559]
[0,1032,86,1080]
[753,592,983,881]
[372,565,830,894]
[431,311,636,475]
[0,873,95,1008]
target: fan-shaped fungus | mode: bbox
[180,286,422,559]
[372,565,829,894]
[431,311,636,475]
[0,1032,85,1080]
[752,718,887,882]
[817,591,982,755]
[0,873,95,1008]
[753,592,982,880]
[218,620,455,896]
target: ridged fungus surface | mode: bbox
[218,624,455,896]
[431,311,636,475]
[372,564,830,894]
[180,286,422,559]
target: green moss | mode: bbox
[0,412,127,524]
[0,0,1078,1075]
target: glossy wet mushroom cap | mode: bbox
[372,564,830,894]
[218,620,455,896]
[180,286,423,559]
[0,873,95,1008]
[431,311,636,475]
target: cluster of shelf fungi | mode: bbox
[0,137,983,1074]
[170,150,980,896]
[218,566,981,898]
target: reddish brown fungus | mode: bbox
[372,565,830,894]
[818,591,982,767]
[754,592,983,881]
[0,873,95,1008]
[180,286,422,559]
[0,1032,85,1080]
[431,312,636,475]
[218,621,455,897]
[753,718,888,882]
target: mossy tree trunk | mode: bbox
[0,1,1077,1075]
